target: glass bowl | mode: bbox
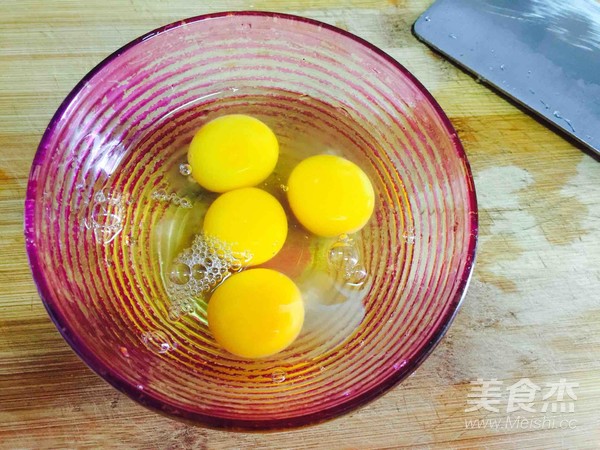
[24,12,477,430]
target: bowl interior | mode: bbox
[25,12,477,429]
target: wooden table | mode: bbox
[2,1,599,448]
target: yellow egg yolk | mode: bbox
[207,269,304,359]
[188,114,279,193]
[203,187,287,266]
[287,154,375,237]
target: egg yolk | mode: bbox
[188,114,279,193]
[207,268,304,359]
[203,187,287,266]
[287,154,375,237]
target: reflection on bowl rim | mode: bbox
[24,11,478,430]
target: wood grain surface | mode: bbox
[1,0,599,448]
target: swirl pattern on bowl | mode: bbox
[24,12,477,429]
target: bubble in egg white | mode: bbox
[271,369,287,383]
[179,163,192,176]
[169,262,191,285]
[141,330,174,354]
[164,233,243,318]
[346,265,368,286]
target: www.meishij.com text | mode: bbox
[465,415,577,431]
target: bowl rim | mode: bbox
[24,10,478,431]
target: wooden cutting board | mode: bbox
[1,0,599,448]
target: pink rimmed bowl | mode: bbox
[24,12,477,430]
